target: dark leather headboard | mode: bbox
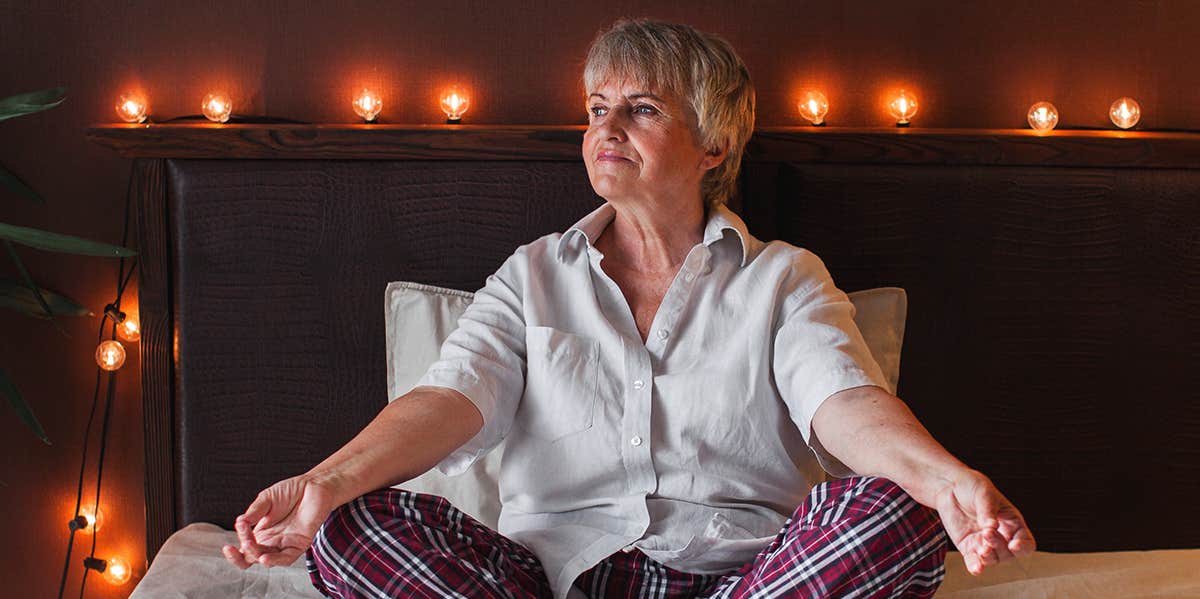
[88,125,1200,559]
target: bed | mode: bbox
[87,124,1200,596]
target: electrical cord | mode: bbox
[55,161,137,599]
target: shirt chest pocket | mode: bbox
[518,326,599,442]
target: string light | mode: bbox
[1027,101,1059,131]
[887,90,919,127]
[82,556,133,586]
[440,86,470,123]
[1109,97,1141,129]
[201,92,233,123]
[77,505,104,534]
[114,94,148,124]
[95,340,126,371]
[103,556,132,585]
[352,88,382,122]
[117,315,140,343]
[797,90,829,126]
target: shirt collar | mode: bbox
[555,201,750,267]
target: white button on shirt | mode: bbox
[416,202,887,599]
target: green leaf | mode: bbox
[0,222,136,257]
[0,87,66,122]
[0,164,43,204]
[0,278,92,319]
[0,367,50,445]
[3,240,66,336]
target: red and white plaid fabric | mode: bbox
[307,476,946,598]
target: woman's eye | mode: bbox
[589,106,607,117]
[634,105,657,114]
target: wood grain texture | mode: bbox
[87,124,587,160]
[87,124,1200,168]
[747,128,1200,168]
[133,158,175,560]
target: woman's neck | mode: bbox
[596,199,707,274]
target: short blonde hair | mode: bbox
[583,19,756,209]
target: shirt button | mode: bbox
[630,436,643,446]
[632,379,645,390]
[657,329,669,340]
[684,272,695,282]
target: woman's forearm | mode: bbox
[304,385,484,507]
[811,385,971,507]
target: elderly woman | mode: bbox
[223,19,1034,599]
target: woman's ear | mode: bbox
[701,141,729,171]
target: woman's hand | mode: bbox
[933,469,1036,575]
[221,474,338,569]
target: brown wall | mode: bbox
[2,1,1197,596]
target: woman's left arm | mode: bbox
[812,385,1037,575]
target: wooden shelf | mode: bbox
[87,123,1200,168]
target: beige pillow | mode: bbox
[384,282,907,530]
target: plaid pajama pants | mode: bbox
[306,476,948,598]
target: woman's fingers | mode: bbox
[242,492,273,529]
[222,544,255,570]
[982,527,1014,562]
[236,516,272,563]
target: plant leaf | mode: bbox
[3,240,66,336]
[0,164,43,204]
[0,278,92,319]
[0,87,66,122]
[0,222,136,257]
[0,367,50,445]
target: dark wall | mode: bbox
[1,1,1197,596]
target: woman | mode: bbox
[223,19,1034,599]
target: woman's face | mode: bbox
[582,80,721,207]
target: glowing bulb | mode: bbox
[95,340,126,371]
[797,90,829,126]
[1109,97,1141,129]
[440,87,470,122]
[887,90,919,126]
[103,556,132,585]
[1027,101,1059,131]
[78,505,105,534]
[115,94,148,123]
[352,88,382,122]
[117,316,141,343]
[201,93,232,123]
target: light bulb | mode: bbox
[115,94,148,123]
[797,90,829,126]
[352,88,382,122]
[78,505,105,534]
[440,87,470,123]
[117,316,141,343]
[887,90,919,126]
[95,340,126,371]
[1027,101,1059,131]
[1109,97,1141,129]
[201,93,232,123]
[103,556,132,585]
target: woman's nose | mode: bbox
[598,109,628,142]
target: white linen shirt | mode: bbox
[415,201,888,599]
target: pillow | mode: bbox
[384,281,907,530]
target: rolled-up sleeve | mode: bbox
[414,250,527,476]
[773,251,889,476]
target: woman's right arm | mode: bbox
[222,385,483,568]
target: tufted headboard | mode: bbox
[88,125,1200,560]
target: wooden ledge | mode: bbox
[87,124,1200,168]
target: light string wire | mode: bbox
[54,161,136,599]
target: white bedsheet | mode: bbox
[132,523,1200,598]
